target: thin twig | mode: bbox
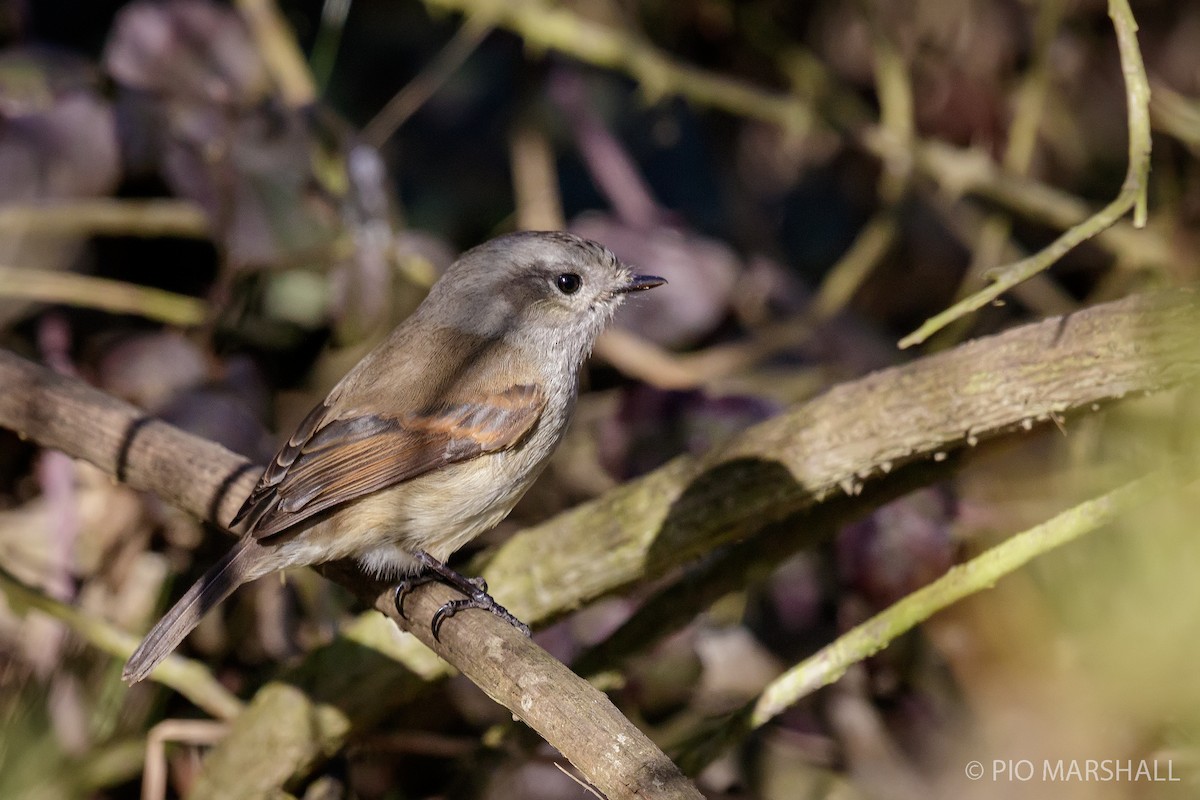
[898,0,1152,348]
[750,473,1163,726]
[142,720,230,800]
[0,266,208,326]
[234,0,317,108]
[555,761,604,798]
[421,0,1167,273]
[923,193,1078,321]
[0,200,209,238]
[362,16,493,147]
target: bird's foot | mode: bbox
[392,551,531,640]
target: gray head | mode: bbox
[424,231,664,361]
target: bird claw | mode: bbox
[393,572,439,619]
[430,593,531,641]
[393,551,530,640]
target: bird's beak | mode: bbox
[616,274,667,294]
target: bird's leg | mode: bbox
[393,551,531,640]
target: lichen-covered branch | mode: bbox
[476,290,1200,625]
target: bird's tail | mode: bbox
[123,538,259,684]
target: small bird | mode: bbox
[123,231,664,684]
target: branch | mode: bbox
[0,266,208,326]
[751,472,1162,726]
[422,0,1169,271]
[0,351,702,800]
[671,471,1172,774]
[898,0,1152,347]
[0,200,209,238]
[190,294,1200,783]
[477,290,1200,626]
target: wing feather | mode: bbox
[231,384,545,539]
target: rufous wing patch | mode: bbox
[231,384,545,539]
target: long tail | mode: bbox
[123,539,260,684]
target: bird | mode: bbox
[123,230,664,683]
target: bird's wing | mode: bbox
[230,384,545,539]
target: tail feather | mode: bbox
[123,539,258,684]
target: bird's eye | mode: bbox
[556,273,583,295]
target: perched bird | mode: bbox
[123,231,664,683]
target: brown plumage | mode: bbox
[234,382,546,537]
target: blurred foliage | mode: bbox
[1,0,1199,798]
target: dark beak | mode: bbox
[616,274,667,294]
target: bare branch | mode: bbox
[421,0,1169,272]
[0,350,703,800]
[899,0,1153,347]
[0,266,207,326]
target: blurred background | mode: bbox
[1,0,1200,798]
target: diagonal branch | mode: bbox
[0,349,702,800]
[477,290,1200,627]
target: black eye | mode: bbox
[556,273,583,295]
